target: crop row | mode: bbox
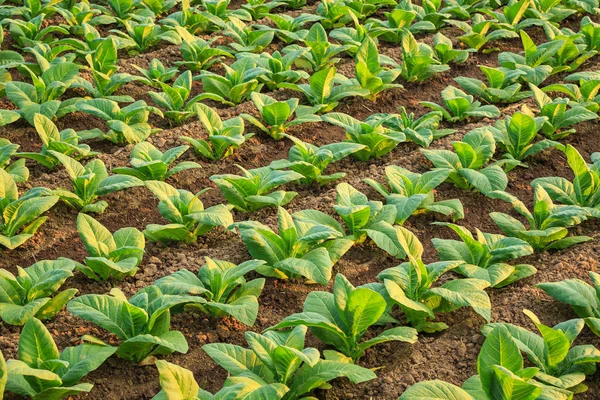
[1,0,600,398]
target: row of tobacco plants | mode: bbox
[1,0,600,397]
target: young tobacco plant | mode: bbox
[68,286,204,363]
[293,182,397,243]
[269,135,365,185]
[195,57,268,105]
[222,17,274,53]
[5,63,81,125]
[350,37,403,100]
[203,325,377,399]
[268,274,419,361]
[491,111,558,166]
[421,85,500,122]
[0,258,78,326]
[283,23,348,72]
[400,30,449,82]
[528,84,598,140]
[77,99,163,145]
[3,318,116,399]
[181,103,250,161]
[75,38,137,103]
[381,107,455,148]
[143,180,233,244]
[155,257,265,327]
[449,13,519,52]
[256,13,323,44]
[422,127,511,194]
[111,17,180,54]
[532,145,600,217]
[5,15,69,48]
[241,0,283,20]
[455,65,531,104]
[321,113,406,161]
[75,213,145,281]
[537,271,600,337]
[282,66,370,114]
[233,207,354,284]
[433,32,472,64]
[210,166,303,212]
[151,360,290,399]
[16,114,98,170]
[482,310,600,395]
[238,50,310,90]
[113,142,201,181]
[1,139,29,183]
[432,222,536,288]
[488,186,592,251]
[364,226,491,333]
[400,325,573,399]
[132,59,178,88]
[174,27,233,72]
[366,9,436,42]
[50,152,144,213]
[0,169,58,249]
[241,93,321,140]
[148,71,203,124]
[364,165,464,224]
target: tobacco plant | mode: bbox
[0,258,78,325]
[293,183,397,243]
[77,99,163,145]
[528,84,598,140]
[0,139,29,183]
[0,169,58,249]
[3,318,116,399]
[203,325,377,398]
[422,127,511,194]
[455,65,531,104]
[350,37,403,100]
[491,111,558,165]
[269,136,364,185]
[268,274,419,361]
[537,271,600,337]
[489,186,592,251]
[132,59,178,88]
[400,30,449,82]
[400,325,573,399]
[432,222,536,288]
[532,145,600,217]
[16,114,98,170]
[364,166,464,224]
[143,180,233,244]
[364,226,491,332]
[210,166,303,212]
[233,207,354,284]
[68,286,204,363]
[156,258,265,326]
[113,142,201,181]
[148,71,204,124]
[180,103,250,161]
[50,152,144,213]
[321,113,406,160]
[421,85,500,122]
[195,57,267,105]
[5,63,81,125]
[174,27,233,71]
[75,213,145,281]
[482,310,600,395]
[241,93,321,140]
[282,66,370,114]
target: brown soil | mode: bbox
[1,4,600,400]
